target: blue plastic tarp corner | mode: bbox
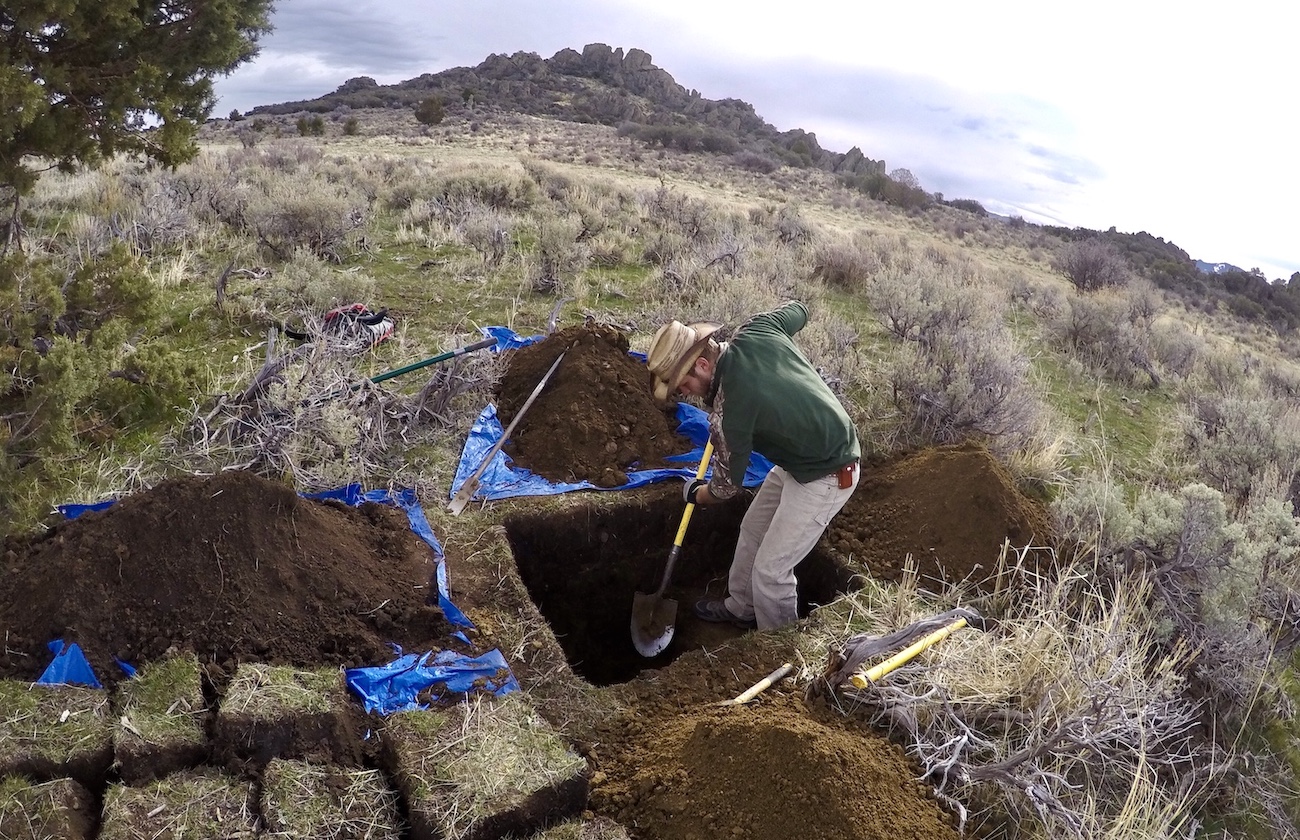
[37,640,102,688]
[346,647,519,714]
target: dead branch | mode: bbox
[214,260,234,310]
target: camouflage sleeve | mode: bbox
[704,385,741,501]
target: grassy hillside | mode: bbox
[5,105,1300,837]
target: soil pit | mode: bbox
[505,489,859,686]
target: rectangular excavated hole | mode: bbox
[504,493,859,686]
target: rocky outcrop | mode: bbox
[548,44,687,105]
[334,76,378,95]
[835,146,887,177]
[245,42,889,179]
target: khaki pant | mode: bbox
[723,464,858,629]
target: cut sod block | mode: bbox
[112,653,208,784]
[214,664,363,769]
[381,693,588,840]
[0,775,96,840]
[0,680,113,786]
[99,768,257,840]
[260,758,404,839]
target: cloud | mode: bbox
[674,56,1102,221]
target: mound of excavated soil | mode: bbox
[496,323,692,487]
[826,441,1054,589]
[0,470,457,686]
[589,693,958,840]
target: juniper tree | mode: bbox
[0,0,273,249]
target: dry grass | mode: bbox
[801,555,1251,840]
[0,776,92,840]
[113,654,206,747]
[221,665,343,717]
[386,693,585,839]
[99,769,257,839]
[0,681,112,768]
[532,816,632,839]
[261,759,402,839]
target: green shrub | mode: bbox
[1180,391,1300,506]
[884,329,1044,455]
[295,115,325,137]
[0,248,196,531]
[414,96,446,126]
[457,208,513,268]
[1048,293,1159,386]
[527,215,589,296]
[242,177,368,264]
[811,239,877,292]
[868,264,988,346]
[437,168,538,213]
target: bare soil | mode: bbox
[0,322,1054,839]
[496,323,692,487]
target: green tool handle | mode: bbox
[360,335,498,388]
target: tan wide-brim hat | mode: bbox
[647,320,721,400]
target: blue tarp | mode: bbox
[47,484,515,706]
[448,327,774,503]
[346,647,520,715]
[37,640,101,688]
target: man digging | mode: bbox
[648,301,861,630]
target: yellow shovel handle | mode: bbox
[673,439,714,546]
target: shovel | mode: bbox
[448,349,566,516]
[631,440,715,657]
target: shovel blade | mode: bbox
[447,478,478,516]
[631,591,677,657]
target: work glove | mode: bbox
[683,478,707,505]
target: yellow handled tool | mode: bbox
[630,440,714,657]
[849,616,968,689]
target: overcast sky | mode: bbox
[213,0,1298,281]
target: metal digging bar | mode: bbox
[447,348,567,516]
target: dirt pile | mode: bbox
[826,442,1054,588]
[589,693,958,840]
[497,323,692,487]
[0,470,457,686]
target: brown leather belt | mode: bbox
[836,460,858,489]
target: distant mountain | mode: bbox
[248,43,888,179]
[1195,260,1247,275]
[246,44,1289,302]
